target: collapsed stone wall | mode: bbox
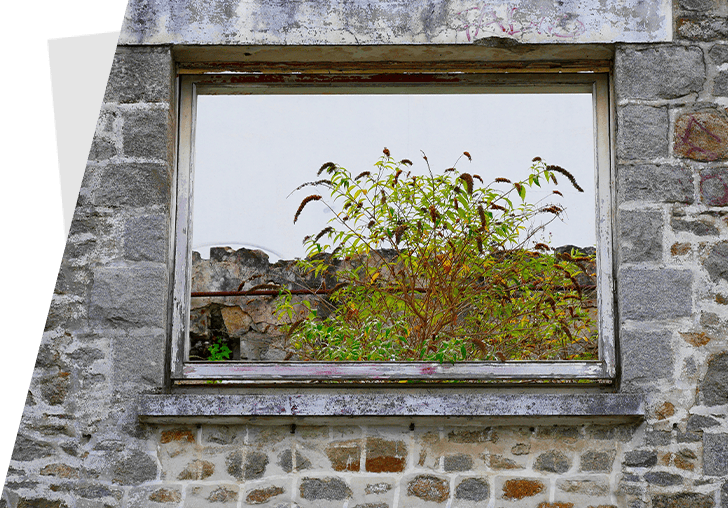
[4,0,728,507]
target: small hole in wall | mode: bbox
[409,423,415,431]
[290,424,297,434]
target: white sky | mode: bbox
[193,93,596,261]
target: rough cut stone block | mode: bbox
[672,217,720,236]
[623,450,658,467]
[644,472,683,485]
[621,330,674,383]
[617,105,669,160]
[124,215,167,262]
[500,478,546,501]
[104,47,172,104]
[455,478,489,501]
[674,108,728,161]
[700,351,728,406]
[704,433,728,476]
[701,168,728,206]
[653,492,715,508]
[619,268,692,321]
[680,0,718,11]
[300,477,352,500]
[617,164,694,204]
[112,450,159,485]
[443,454,472,472]
[619,209,663,263]
[616,46,705,100]
[406,475,449,503]
[715,71,728,96]
[705,242,728,282]
[580,450,616,472]
[122,108,170,159]
[185,484,239,507]
[677,16,728,41]
[365,438,407,473]
[709,43,728,64]
[534,451,571,473]
[90,265,168,327]
[92,162,170,208]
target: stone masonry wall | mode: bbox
[3,0,728,507]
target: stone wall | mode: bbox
[4,0,728,507]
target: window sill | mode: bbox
[138,391,644,425]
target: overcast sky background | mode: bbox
[194,93,596,261]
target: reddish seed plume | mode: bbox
[314,226,334,242]
[532,156,542,162]
[317,162,336,176]
[400,159,413,166]
[495,177,511,184]
[393,169,403,185]
[294,195,322,223]
[429,205,439,224]
[459,173,474,195]
[463,151,472,161]
[546,164,584,192]
[552,190,563,197]
[478,205,487,230]
[355,171,371,181]
[490,203,507,212]
[383,147,391,157]
[473,174,483,183]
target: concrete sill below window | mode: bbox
[138,392,644,425]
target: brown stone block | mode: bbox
[502,479,545,500]
[160,428,195,444]
[675,109,728,161]
[366,438,407,473]
[326,443,361,471]
[246,486,285,504]
[407,475,449,503]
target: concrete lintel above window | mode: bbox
[138,392,644,424]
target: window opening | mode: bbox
[172,72,614,383]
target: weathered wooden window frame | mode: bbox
[170,71,615,385]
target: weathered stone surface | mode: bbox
[365,483,392,495]
[502,479,544,500]
[11,435,53,461]
[278,449,311,473]
[407,475,449,503]
[39,463,80,479]
[455,478,489,501]
[89,265,167,327]
[245,451,269,479]
[624,450,658,467]
[534,451,571,473]
[679,0,717,11]
[40,371,71,406]
[677,16,728,41]
[89,138,117,161]
[675,218,721,238]
[122,108,170,159]
[148,488,182,503]
[444,454,472,472]
[701,168,728,206]
[722,481,728,507]
[557,479,609,495]
[448,428,497,443]
[705,242,728,282]
[709,43,728,64]
[17,500,68,508]
[616,46,705,99]
[124,215,167,262]
[327,443,361,472]
[653,492,715,508]
[300,477,352,500]
[621,329,674,383]
[619,209,663,263]
[617,164,694,204]
[208,487,238,503]
[104,47,172,104]
[580,450,616,472]
[366,438,407,473]
[619,268,692,320]
[246,486,284,504]
[675,109,728,161]
[220,306,252,337]
[701,352,728,405]
[687,414,721,431]
[617,105,669,160]
[178,459,215,480]
[644,472,683,485]
[112,450,158,485]
[92,162,170,208]
[715,71,728,96]
[489,454,522,470]
[704,433,728,475]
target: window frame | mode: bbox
[170,70,615,385]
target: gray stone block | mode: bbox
[534,450,570,473]
[652,492,715,508]
[124,215,167,262]
[621,330,674,383]
[104,47,172,104]
[680,0,718,11]
[676,16,728,42]
[89,265,168,328]
[700,351,728,406]
[617,105,669,160]
[619,268,692,321]
[700,168,728,206]
[300,477,352,500]
[443,454,472,472]
[709,43,728,64]
[704,433,728,476]
[580,450,616,472]
[644,472,683,485]
[122,108,170,159]
[88,138,117,161]
[722,481,728,507]
[92,163,170,208]
[623,450,658,467]
[455,478,489,501]
[714,71,728,96]
[245,451,269,479]
[705,242,728,282]
[112,328,166,388]
[619,209,663,263]
[672,217,719,236]
[617,164,694,204]
[616,46,705,100]
[112,450,158,485]
[687,414,720,432]
[11,436,53,462]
